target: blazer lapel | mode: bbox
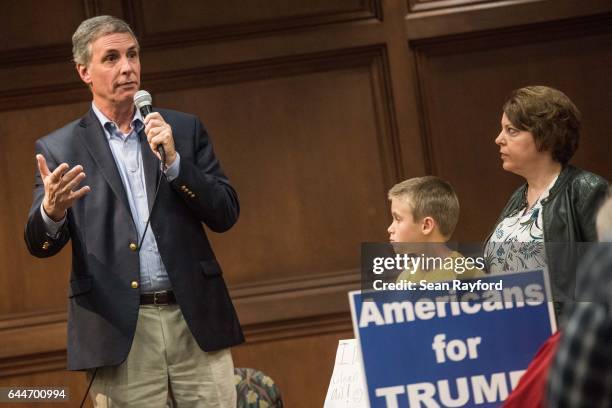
[77,109,133,220]
[139,126,160,213]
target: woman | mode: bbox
[485,85,607,294]
[484,86,608,408]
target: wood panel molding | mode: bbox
[0,45,402,192]
[0,82,90,113]
[0,45,74,70]
[123,0,382,50]
[407,0,500,14]
[83,0,102,17]
[410,12,612,174]
[0,21,386,98]
[409,11,612,52]
[405,0,612,40]
[0,0,382,71]
[0,0,100,69]
[0,45,382,110]
[0,271,359,377]
[142,46,390,94]
[232,269,360,326]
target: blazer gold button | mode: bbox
[42,241,50,250]
[129,243,138,251]
[131,281,139,289]
[181,185,187,191]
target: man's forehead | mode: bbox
[92,32,138,52]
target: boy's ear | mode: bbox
[421,217,436,235]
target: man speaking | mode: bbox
[24,15,243,407]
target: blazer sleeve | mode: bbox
[168,116,239,232]
[24,139,71,258]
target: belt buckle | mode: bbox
[153,290,167,306]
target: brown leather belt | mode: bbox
[140,290,176,305]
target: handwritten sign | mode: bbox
[324,339,368,408]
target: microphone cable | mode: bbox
[79,368,97,408]
[138,161,166,251]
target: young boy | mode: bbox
[387,176,483,283]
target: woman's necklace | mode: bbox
[525,189,544,212]
[525,173,560,213]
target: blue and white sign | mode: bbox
[349,270,556,408]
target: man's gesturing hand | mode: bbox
[37,154,90,222]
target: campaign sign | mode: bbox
[349,270,556,408]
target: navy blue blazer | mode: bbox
[24,108,244,370]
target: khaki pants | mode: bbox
[88,304,236,408]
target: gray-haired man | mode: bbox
[25,16,243,407]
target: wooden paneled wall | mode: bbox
[1,0,611,406]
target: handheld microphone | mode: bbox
[132,90,166,256]
[134,90,166,166]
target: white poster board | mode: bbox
[324,339,368,408]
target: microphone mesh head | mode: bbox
[134,90,152,109]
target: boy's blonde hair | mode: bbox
[388,176,460,238]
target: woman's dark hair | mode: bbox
[503,86,580,164]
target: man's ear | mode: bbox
[76,64,91,86]
[421,217,436,236]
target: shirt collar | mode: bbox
[91,102,144,139]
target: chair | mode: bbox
[234,367,284,408]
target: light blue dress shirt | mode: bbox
[41,102,181,292]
